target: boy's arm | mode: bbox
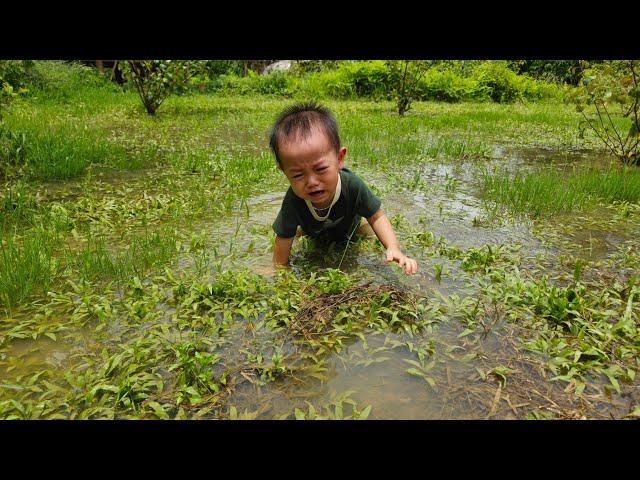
[366,209,418,275]
[273,235,295,267]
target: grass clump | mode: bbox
[482,165,640,217]
[0,228,58,308]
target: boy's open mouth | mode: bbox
[309,189,325,199]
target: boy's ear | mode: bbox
[337,147,347,169]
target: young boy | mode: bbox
[269,102,417,275]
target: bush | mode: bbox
[146,59,563,105]
[418,68,478,102]
[291,61,341,74]
[208,70,294,96]
[120,60,202,115]
[295,61,392,100]
[0,61,39,91]
[296,68,354,99]
[201,60,244,78]
[0,61,37,115]
[519,75,563,101]
[570,61,640,165]
[472,61,522,103]
[256,71,293,95]
[28,61,116,102]
[342,61,392,99]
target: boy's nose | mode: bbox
[306,174,320,188]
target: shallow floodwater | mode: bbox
[178,147,636,418]
[1,146,638,419]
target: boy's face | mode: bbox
[278,127,346,208]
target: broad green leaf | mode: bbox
[458,328,474,338]
[359,405,372,420]
[459,353,477,362]
[606,375,621,395]
[403,359,423,369]
[425,377,437,391]
[406,367,426,379]
[148,401,169,420]
[626,406,640,418]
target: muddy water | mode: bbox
[173,147,635,419]
[2,146,637,419]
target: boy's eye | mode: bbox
[292,173,303,179]
[317,166,327,172]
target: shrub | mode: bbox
[207,70,294,96]
[343,61,392,99]
[291,61,341,74]
[570,60,640,165]
[256,71,293,96]
[472,61,522,103]
[28,61,115,102]
[120,60,202,115]
[296,68,355,99]
[0,61,37,116]
[201,60,244,78]
[418,68,478,102]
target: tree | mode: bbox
[386,60,434,116]
[120,60,203,115]
[572,60,640,165]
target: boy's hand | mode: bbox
[385,247,418,275]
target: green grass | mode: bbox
[482,165,640,217]
[420,136,490,159]
[69,228,179,283]
[1,70,596,183]
[22,128,114,179]
[0,228,58,308]
[0,181,40,227]
[574,166,640,202]
[1,112,157,180]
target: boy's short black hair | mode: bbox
[269,102,341,166]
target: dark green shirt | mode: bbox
[272,168,381,241]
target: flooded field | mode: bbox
[2,136,638,420]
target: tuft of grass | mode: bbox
[573,166,640,203]
[1,121,133,180]
[421,136,490,159]
[22,129,113,179]
[482,165,640,217]
[482,169,587,217]
[0,181,40,226]
[0,228,57,308]
[70,228,178,283]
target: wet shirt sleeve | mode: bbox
[272,189,299,238]
[352,173,382,219]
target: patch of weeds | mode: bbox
[169,340,221,406]
[284,390,372,420]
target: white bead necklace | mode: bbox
[305,174,342,221]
